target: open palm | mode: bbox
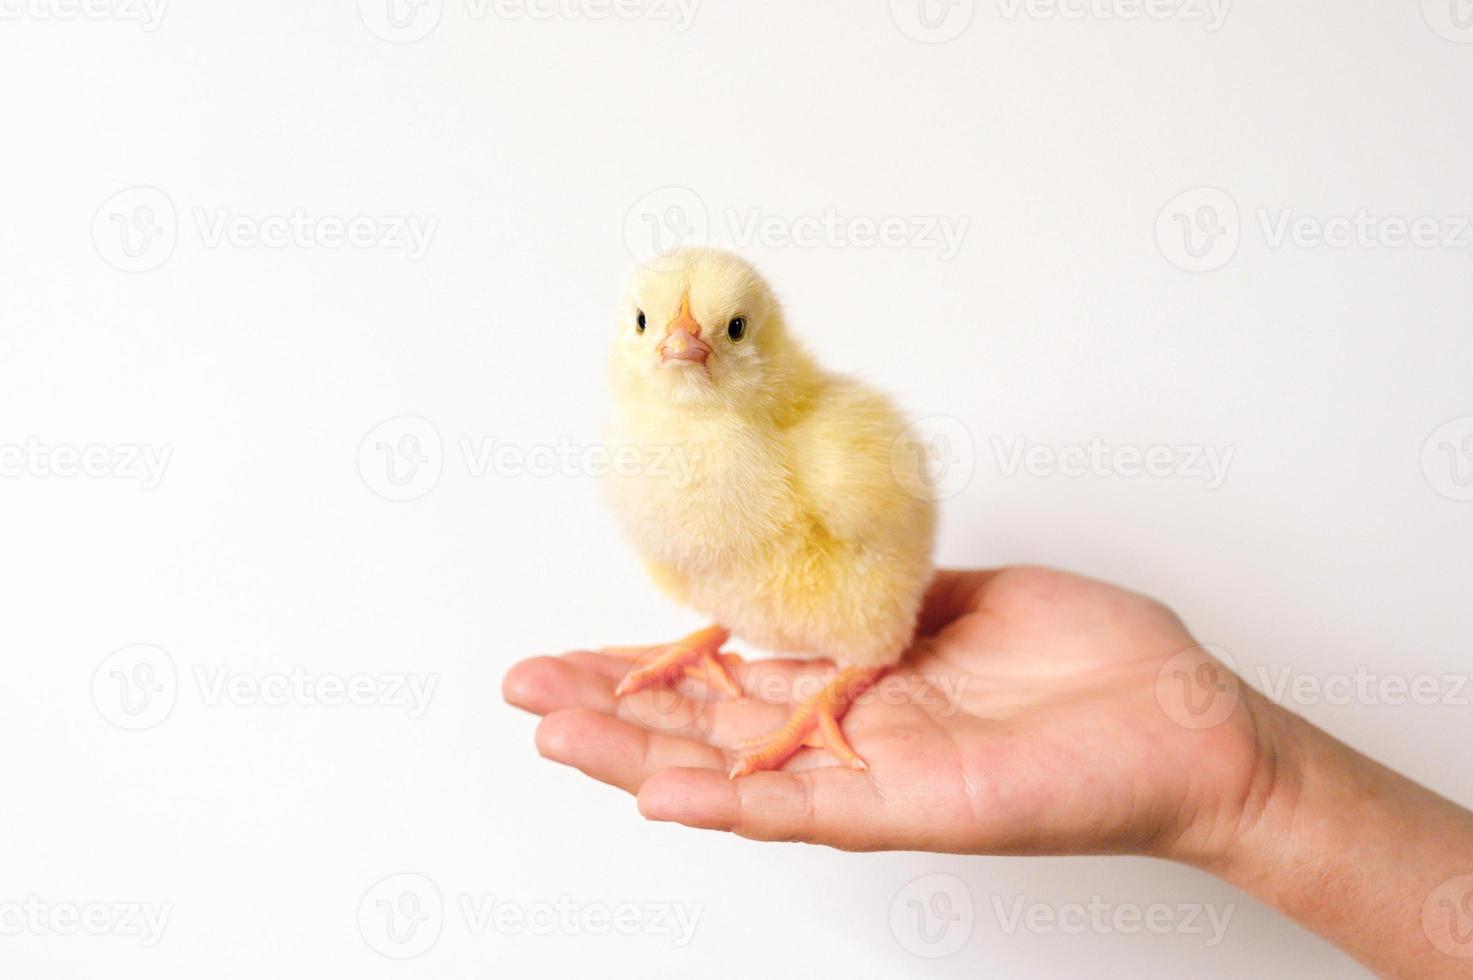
[503,567,1266,863]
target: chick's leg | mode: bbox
[730,666,882,778]
[606,625,744,699]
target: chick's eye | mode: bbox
[727,317,747,342]
[635,310,646,334]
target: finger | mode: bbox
[916,568,1002,636]
[556,650,839,748]
[561,650,632,683]
[535,708,726,794]
[567,648,817,695]
[503,657,616,716]
[636,767,894,851]
[512,650,796,748]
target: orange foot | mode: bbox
[729,666,882,778]
[606,625,744,699]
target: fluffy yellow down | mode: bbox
[604,248,936,668]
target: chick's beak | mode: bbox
[658,295,711,367]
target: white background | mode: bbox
[2,0,1471,976]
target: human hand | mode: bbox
[502,567,1270,863]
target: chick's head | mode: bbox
[610,248,798,412]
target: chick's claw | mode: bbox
[607,625,744,699]
[729,666,881,778]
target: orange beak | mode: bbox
[658,295,711,367]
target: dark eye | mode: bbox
[727,317,747,342]
[636,310,646,334]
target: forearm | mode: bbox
[1202,700,1473,978]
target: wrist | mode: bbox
[1186,693,1473,977]
[1189,689,1309,879]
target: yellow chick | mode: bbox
[603,247,936,777]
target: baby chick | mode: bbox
[603,247,936,777]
